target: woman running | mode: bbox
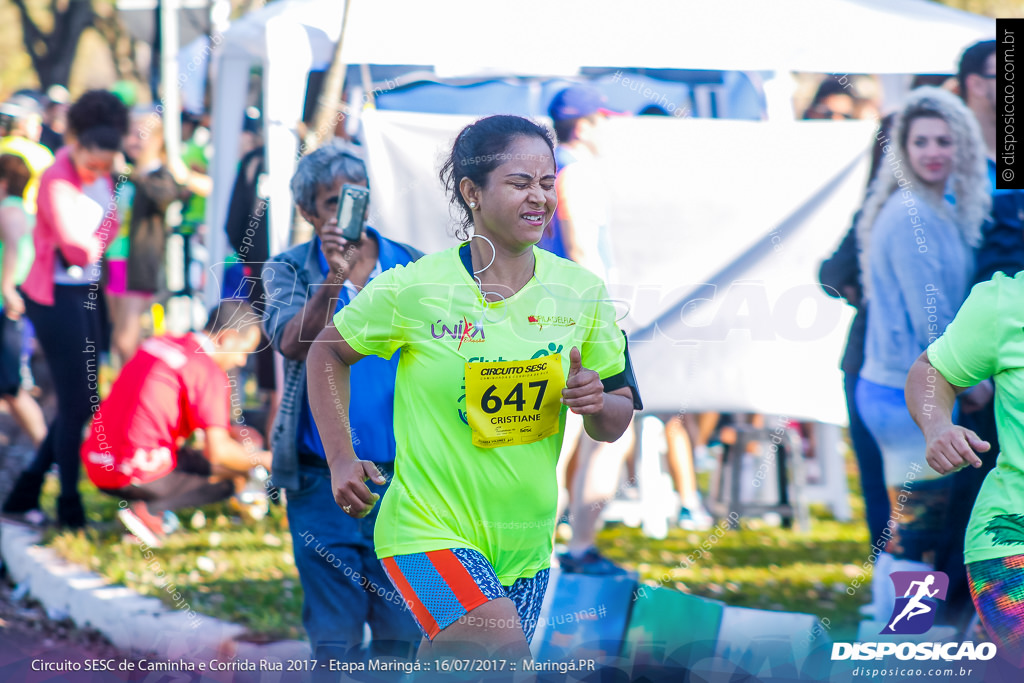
[906,271,1024,667]
[307,114,639,664]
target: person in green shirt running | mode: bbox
[907,271,1024,667]
[306,115,640,666]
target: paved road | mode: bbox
[0,364,148,682]
[0,579,154,682]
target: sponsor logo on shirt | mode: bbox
[431,317,485,350]
[130,447,174,475]
[527,315,576,331]
[140,337,188,369]
[530,343,564,359]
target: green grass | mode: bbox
[40,442,875,642]
[41,478,305,640]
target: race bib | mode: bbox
[465,355,565,448]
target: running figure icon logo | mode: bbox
[883,571,949,635]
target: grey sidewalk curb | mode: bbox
[0,521,309,666]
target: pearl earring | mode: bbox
[469,202,477,209]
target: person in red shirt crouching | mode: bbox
[81,299,271,546]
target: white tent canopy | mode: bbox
[206,0,994,309]
[215,0,994,73]
[343,0,993,75]
[207,0,347,308]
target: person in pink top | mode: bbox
[2,90,128,529]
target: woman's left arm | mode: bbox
[561,346,634,442]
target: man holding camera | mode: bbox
[261,142,420,673]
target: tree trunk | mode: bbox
[11,0,96,89]
[307,0,352,151]
[93,2,145,84]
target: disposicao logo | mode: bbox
[831,641,996,662]
[831,571,997,663]
[884,571,948,635]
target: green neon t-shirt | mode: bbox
[927,271,1024,564]
[333,245,626,584]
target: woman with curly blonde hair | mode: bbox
[854,86,990,621]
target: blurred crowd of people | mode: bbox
[0,84,268,538]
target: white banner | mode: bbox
[361,110,875,423]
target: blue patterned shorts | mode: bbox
[380,548,549,643]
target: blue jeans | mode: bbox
[856,378,952,563]
[844,372,891,551]
[286,462,419,667]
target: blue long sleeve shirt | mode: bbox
[861,190,974,388]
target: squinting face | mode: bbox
[471,135,557,250]
[70,144,117,185]
[906,116,955,191]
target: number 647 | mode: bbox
[481,380,548,414]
